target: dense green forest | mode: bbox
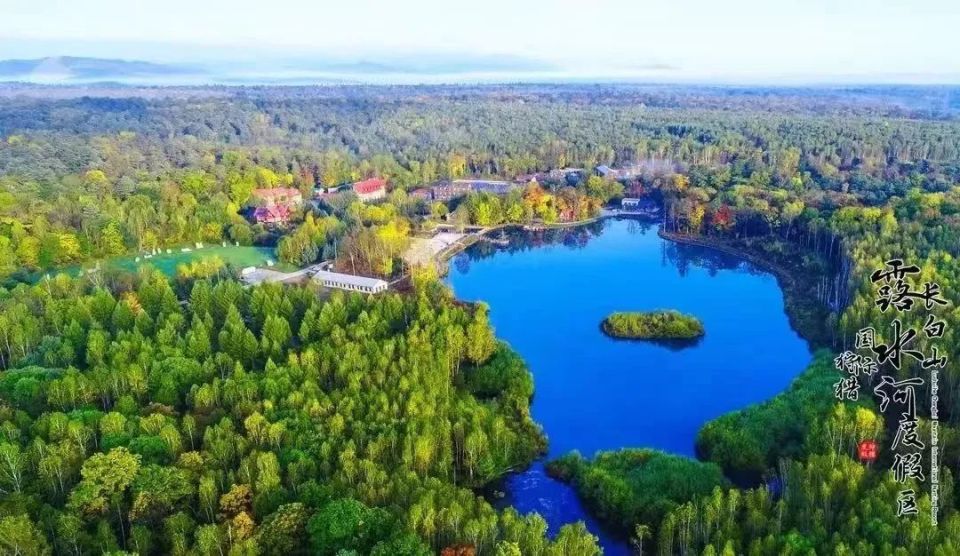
[546,450,727,538]
[0,84,958,283]
[2,83,960,554]
[0,270,601,555]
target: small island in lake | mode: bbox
[601,310,705,340]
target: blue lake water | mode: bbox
[446,218,812,554]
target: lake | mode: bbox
[446,218,812,554]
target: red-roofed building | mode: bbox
[251,204,293,225]
[246,187,302,225]
[352,178,387,202]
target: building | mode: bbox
[409,188,433,201]
[352,178,387,202]
[246,187,301,224]
[595,165,616,178]
[251,204,293,225]
[251,187,303,207]
[312,270,389,294]
[240,265,315,286]
[313,185,344,198]
[430,181,473,202]
[548,167,584,179]
[453,179,516,195]
[621,197,660,215]
[429,179,518,201]
[547,167,584,185]
[595,165,640,180]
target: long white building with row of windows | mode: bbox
[311,269,389,294]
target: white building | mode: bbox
[312,270,389,294]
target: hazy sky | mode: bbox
[4,0,960,82]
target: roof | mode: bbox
[596,165,612,174]
[452,179,515,193]
[252,205,292,221]
[252,187,301,199]
[622,197,656,208]
[435,182,472,190]
[430,182,473,199]
[241,267,293,285]
[313,270,388,289]
[353,177,387,194]
[432,182,472,193]
[452,179,511,187]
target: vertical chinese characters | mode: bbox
[835,259,948,521]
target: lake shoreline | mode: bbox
[658,229,798,293]
[449,218,813,555]
[434,217,830,350]
[431,213,610,274]
[657,229,831,350]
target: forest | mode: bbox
[0,84,958,284]
[0,268,601,555]
[1,83,960,554]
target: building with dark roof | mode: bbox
[430,181,473,201]
[453,179,516,195]
[595,165,614,178]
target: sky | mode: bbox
[3,0,960,83]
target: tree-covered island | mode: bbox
[601,310,704,341]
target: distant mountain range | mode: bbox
[0,56,204,82]
[280,54,557,75]
[0,54,564,85]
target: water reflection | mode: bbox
[603,330,706,351]
[456,217,767,282]
[459,220,609,264]
[447,217,811,555]
[661,241,769,280]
